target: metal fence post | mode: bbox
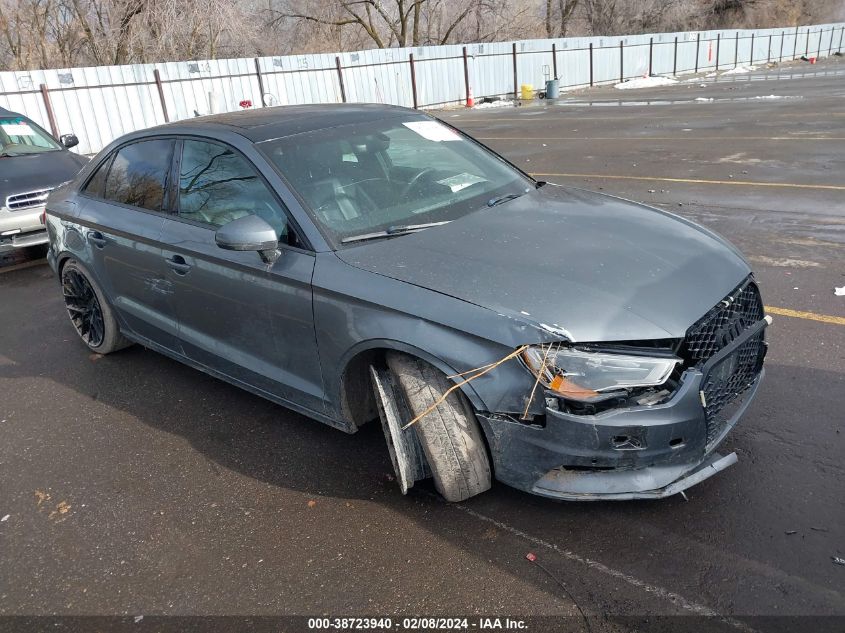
[253,58,265,107]
[512,43,518,99]
[767,34,771,63]
[462,46,471,104]
[648,37,653,75]
[734,32,739,67]
[805,29,810,56]
[716,33,721,71]
[695,33,700,73]
[335,56,346,103]
[750,33,755,64]
[828,28,834,57]
[552,43,558,79]
[153,68,169,123]
[589,43,594,86]
[619,40,624,83]
[839,26,844,53]
[39,84,59,138]
[779,31,784,62]
[673,36,678,75]
[409,53,418,109]
[793,27,799,59]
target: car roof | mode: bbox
[146,103,423,143]
[0,106,21,118]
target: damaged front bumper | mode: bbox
[477,318,768,501]
[533,450,738,500]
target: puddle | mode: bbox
[557,95,805,107]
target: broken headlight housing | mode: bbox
[521,345,681,403]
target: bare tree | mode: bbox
[272,0,483,48]
[545,0,579,37]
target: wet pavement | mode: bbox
[0,58,843,628]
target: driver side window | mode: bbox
[177,140,295,244]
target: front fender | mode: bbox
[314,253,544,420]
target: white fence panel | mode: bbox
[259,53,342,107]
[1,21,842,155]
[415,45,465,108]
[556,38,591,89]
[469,42,513,99]
[592,39,619,85]
[623,35,651,79]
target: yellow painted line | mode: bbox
[765,306,845,326]
[530,172,845,192]
[478,136,845,141]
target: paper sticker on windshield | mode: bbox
[403,121,461,142]
[437,172,487,193]
[0,121,35,136]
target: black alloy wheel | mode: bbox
[62,268,105,348]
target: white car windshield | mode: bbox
[0,116,61,157]
[260,116,532,246]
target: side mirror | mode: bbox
[60,134,79,149]
[215,215,281,264]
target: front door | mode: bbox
[159,138,326,414]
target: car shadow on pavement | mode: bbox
[2,265,842,617]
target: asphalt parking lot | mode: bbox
[1,59,843,630]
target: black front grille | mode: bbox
[700,330,765,445]
[685,277,766,447]
[684,279,764,366]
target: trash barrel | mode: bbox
[520,84,534,101]
[545,79,560,101]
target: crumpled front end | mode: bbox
[478,276,769,501]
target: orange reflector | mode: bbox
[550,376,599,400]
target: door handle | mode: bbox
[87,231,107,248]
[165,255,192,275]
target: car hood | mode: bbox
[336,185,751,342]
[0,150,88,205]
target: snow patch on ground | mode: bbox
[472,99,515,109]
[720,65,756,75]
[753,94,789,100]
[694,97,714,102]
[614,76,677,90]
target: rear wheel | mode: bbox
[386,352,491,502]
[61,259,131,354]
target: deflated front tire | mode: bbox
[386,352,492,502]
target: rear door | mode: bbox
[158,138,326,414]
[76,138,181,351]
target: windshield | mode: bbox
[259,116,532,247]
[0,116,61,157]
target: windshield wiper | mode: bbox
[341,221,451,244]
[487,192,526,207]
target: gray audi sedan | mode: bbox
[45,104,769,502]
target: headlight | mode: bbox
[521,345,680,402]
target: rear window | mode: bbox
[83,156,113,198]
[102,140,174,212]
